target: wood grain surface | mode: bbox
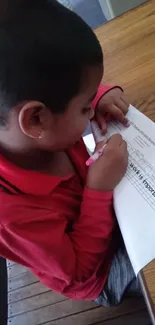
[96,0,155,121]
[143,260,155,304]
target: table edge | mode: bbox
[139,271,155,325]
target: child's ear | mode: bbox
[18,101,49,139]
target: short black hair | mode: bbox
[0,0,103,125]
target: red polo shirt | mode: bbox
[0,84,117,300]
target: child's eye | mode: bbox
[82,107,91,114]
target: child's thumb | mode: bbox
[95,139,107,152]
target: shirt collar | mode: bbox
[0,154,72,196]
[0,139,89,196]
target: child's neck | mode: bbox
[0,146,76,176]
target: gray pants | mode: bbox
[95,244,141,306]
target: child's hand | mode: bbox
[95,88,130,134]
[86,134,128,192]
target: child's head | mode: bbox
[0,0,103,153]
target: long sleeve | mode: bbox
[92,83,123,110]
[0,188,115,287]
[70,188,115,280]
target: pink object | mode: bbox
[86,144,107,166]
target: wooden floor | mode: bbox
[7,261,151,325]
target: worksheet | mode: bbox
[84,105,155,275]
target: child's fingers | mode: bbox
[107,134,123,148]
[96,115,107,135]
[121,94,130,108]
[109,104,129,126]
[115,98,129,115]
[95,139,107,152]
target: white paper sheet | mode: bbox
[83,105,155,275]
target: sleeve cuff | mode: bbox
[92,84,123,110]
[84,187,113,201]
[81,187,113,218]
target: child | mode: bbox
[0,0,140,306]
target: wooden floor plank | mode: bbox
[8,291,67,317]
[7,265,148,325]
[95,309,151,325]
[8,299,97,325]
[8,263,27,278]
[8,281,49,304]
[8,271,37,292]
[40,297,146,325]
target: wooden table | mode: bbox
[95,0,155,323]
